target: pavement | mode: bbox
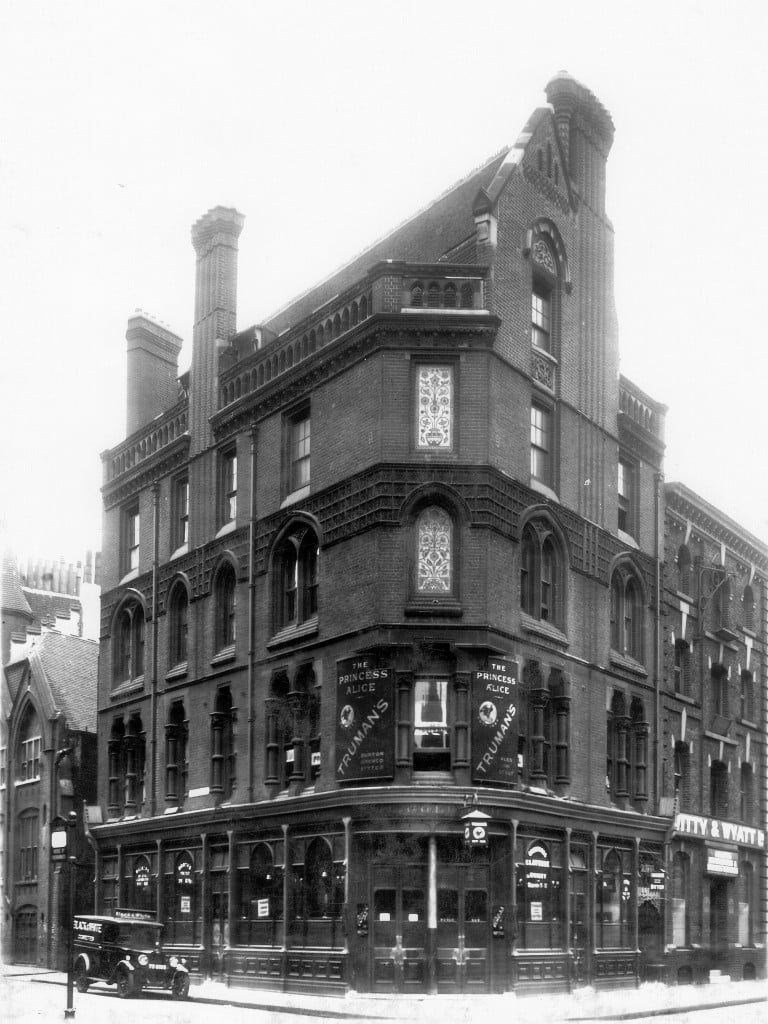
[3,963,766,1021]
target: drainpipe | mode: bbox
[653,472,664,808]
[150,481,160,816]
[247,427,258,803]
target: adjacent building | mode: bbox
[89,73,765,995]
[1,550,100,966]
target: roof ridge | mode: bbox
[260,146,510,329]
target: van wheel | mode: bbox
[74,964,89,993]
[171,972,190,1000]
[115,967,134,998]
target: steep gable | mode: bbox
[260,150,509,337]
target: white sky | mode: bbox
[2,0,767,563]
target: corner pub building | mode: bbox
[91,73,766,995]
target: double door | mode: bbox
[370,859,490,993]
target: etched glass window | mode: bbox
[417,366,453,449]
[417,506,452,593]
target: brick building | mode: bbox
[90,73,765,994]
[660,483,766,983]
[1,550,100,967]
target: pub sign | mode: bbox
[335,656,394,782]
[471,658,518,785]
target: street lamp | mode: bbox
[51,812,77,1019]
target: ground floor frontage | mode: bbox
[90,789,764,995]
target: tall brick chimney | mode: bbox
[545,71,614,214]
[190,206,245,455]
[126,313,183,435]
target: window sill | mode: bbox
[170,543,189,561]
[703,729,737,746]
[267,616,319,648]
[675,589,694,604]
[166,662,188,682]
[670,692,699,706]
[405,599,463,617]
[617,528,639,549]
[119,568,139,586]
[281,485,310,509]
[215,521,237,539]
[111,676,145,697]
[520,613,569,647]
[211,645,236,666]
[609,651,647,678]
[741,626,757,639]
[530,479,559,503]
[739,717,758,729]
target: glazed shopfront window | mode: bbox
[595,847,632,948]
[413,678,450,771]
[515,839,563,948]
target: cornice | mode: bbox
[102,435,190,510]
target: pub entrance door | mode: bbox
[435,861,490,993]
[372,864,428,993]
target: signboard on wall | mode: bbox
[706,848,739,877]
[335,656,394,782]
[674,813,765,850]
[471,658,518,785]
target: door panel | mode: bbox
[372,867,427,992]
[435,866,489,993]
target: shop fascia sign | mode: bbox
[674,812,765,850]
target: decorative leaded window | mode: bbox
[417,506,452,593]
[417,366,453,449]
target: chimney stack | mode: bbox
[125,313,184,436]
[189,206,245,455]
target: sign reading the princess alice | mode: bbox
[335,656,394,782]
[471,658,518,785]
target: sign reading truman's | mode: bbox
[472,658,518,784]
[335,656,394,782]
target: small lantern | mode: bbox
[51,815,69,863]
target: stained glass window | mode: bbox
[417,366,453,449]
[417,506,452,593]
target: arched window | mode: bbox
[108,718,126,817]
[742,585,754,630]
[515,839,563,950]
[210,686,236,800]
[168,581,189,666]
[16,705,41,782]
[411,281,424,307]
[741,670,754,721]
[596,848,631,948]
[673,638,690,695]
[738,862,755,946]
[164,851,199,945]
[674,740,691,809]
[459,283,474,309]
[239,844,282,943]
[130,855,154,912]
[17,810,39,881]
[265,666,318,788]
[740,762,754,821]
[304,838,342,919]
[520,521,563,627]
[113,598,145,685]
[710,759,728,818]
[274,525,319,632]
[677,545,692,594]
[214,563,237,650]
[671,851,690,946]
[427,282,440,308]
[165,700,188,806]
[416,506,452,594]
[610,567,643,661]
[443,283,456,308]
[124,713,146,814]
[711,662,729,717]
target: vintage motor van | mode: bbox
[72,909,190,999]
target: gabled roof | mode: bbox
[5,631,97,732]
[24,589,82,631]
[2,548,32,619]
[260,149,509,337]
